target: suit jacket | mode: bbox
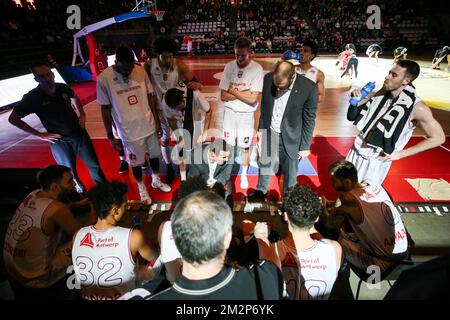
[258,72,318,159]
[188,143,234,186]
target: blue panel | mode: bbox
[59,66,92,82]
[114,12,149,23]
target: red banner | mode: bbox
[86,34,107,80]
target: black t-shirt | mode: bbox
[13,83,82,137]
[149,260,283,300]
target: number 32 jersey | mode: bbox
[72,226,136,300]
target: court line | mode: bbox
[0,135,34,154]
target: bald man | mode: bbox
[248,61,318,200]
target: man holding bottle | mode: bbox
[345,60,445,185]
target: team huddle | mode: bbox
[3,36,446,300]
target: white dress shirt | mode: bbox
[207,151,218,187]
[270,75,296,133]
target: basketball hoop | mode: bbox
[150,10,165,21]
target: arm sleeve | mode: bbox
[299,84,318,150]
[216,164,233,186]
[60,83,75,98]
[13,93,36,118]
[187,163,206,180]
[257,260,284,300]
[258,73,271,131]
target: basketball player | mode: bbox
[97,46,171,204]
[72,181,158,300]
[346,60,445,184]
[393,46,408,63]
[321,161,408,273]
[3,165,96,299]
[220,37,264,190]
[366,43,382,63]
[251,185,342,300]
[341,53,359,79]
[336,46,354,71]
[431,46,450,70]
[144,36,202,184]
[296,39,325,102]
[163,84,211,181]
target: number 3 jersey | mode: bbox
[3,190,68,288]
[72,226,137,300]
[97,65,156,143]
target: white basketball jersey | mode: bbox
[348,183,408,257]
[159,221,181,264]
[72,226,137,300]
[149,58,180,109]
[276,239,338,300]
[97,65,156,142]
[3,190,67,288]
[219,60,263,113]
[296,66,319,83]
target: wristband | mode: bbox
[107,132,115,140]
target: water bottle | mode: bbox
[282,50,302,61]
[349,82,376,106]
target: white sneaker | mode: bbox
[137,183,152,205]
[151,176,171,192]
[240,175,249,189]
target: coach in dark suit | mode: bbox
[188,138,234,202]
[248,61,318,200]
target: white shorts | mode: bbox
[223,107,254,148]
[124,133,161,167]
[346,146,392,185]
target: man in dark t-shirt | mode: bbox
[8,63,107,194]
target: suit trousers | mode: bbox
[256,129,299,195]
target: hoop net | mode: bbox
[150,10,165,21]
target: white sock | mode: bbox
[242,165,249,176]
[161,146,171,165]
[180,170,187,181]
[152,173,159,182]
[120,155,125,161]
